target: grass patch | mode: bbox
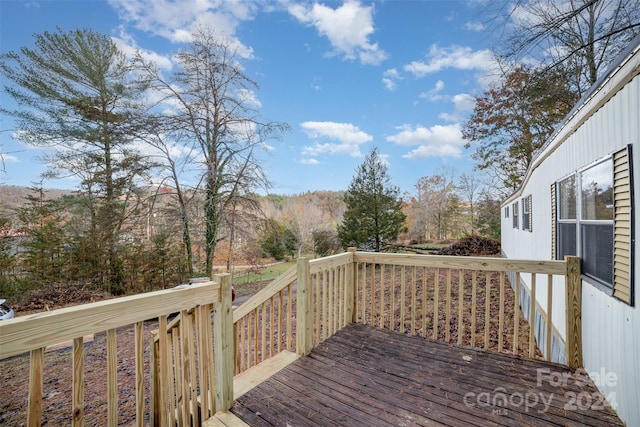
[232,261,296,298]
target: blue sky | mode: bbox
[1,0,507,195]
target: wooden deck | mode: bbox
[228,323,622,427]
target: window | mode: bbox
[553,146,634,305]
[522,195,532,232]
[556,175,577,260]
[580,159,614,286]
[504,206,510,218]
[512,201,519,229]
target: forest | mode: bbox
[0,167,500,302]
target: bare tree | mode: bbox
[458,173,483,235]
[413,168,459,241]
[498,0,640,96]
[134,26,289,276]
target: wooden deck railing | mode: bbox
[0,278,230,427]
[0,251,583,426]
[232,265,297,373]
[233,250,582,371]
[350,252,582,367]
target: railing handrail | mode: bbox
[0,281,220,359]
[353,252,567,275]
[308,251,353,273]
[233,265,297,322]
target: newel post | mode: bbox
[296,258,312,356]
[345,247,357,324]
[213,273,234,413]
[565,256,583,369]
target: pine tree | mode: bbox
[338,148,406,251]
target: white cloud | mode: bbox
[288,0,387,65]
[438,92,476,122]
[108,0,256,58]
[382,68,400,91]
[238,88,262,108]
[386,123,465,160]
[1,153,19,163]
[465,21,485,31]
[300,121,372,158]
[452,93,475,112]
[404,44,495,77]
[299,158,319,165]
[112,26,173,70]
[419,80,446,101]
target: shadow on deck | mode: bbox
[224,324,622,427]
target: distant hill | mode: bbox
[0,185,345,225]
[0,185,74,219]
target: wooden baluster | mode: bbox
[278,289,284,353]
[400,266,406,333]
[261,304,267,363]
[529,274,537,358]
[197,306,210,418]
[411,267,417,335]
[269,295,275,358]
[107,328,118,427]
[484,274,491,350]
[422,267,428,338]
[27,347,44,427]
[433,268,439,340]
[471,271,477,347]
[390,265,396,331]
[445,269,452,343]
[546,274,553,361]
[370,263,376,325]
[134,322,144,427]
[287,283,293,351]
[458,270,465,346]
[513,272,520,355]
[498,272,505,352]
[72,337,85,427]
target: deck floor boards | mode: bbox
[231,323,623,427]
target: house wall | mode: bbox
[501,43,640,426]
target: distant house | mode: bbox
[501,35,640,426]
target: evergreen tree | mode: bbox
[259,218,298,261]
[16,186,67,284]
[338,148,406,251]
[1,28,151,294]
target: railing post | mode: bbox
[565,256,583,368]
[213,273,234,413]
[296,258,312,356]
[345,247,357,324]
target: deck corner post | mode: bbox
[296,257,313,356]
[213,273,234,413]
[564,256,583,369]
[346,247,357,324]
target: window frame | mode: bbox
[555,156,615,292]
[522,195,532,232]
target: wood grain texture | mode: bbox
[0,281,219,359]
[231,324,622,427]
